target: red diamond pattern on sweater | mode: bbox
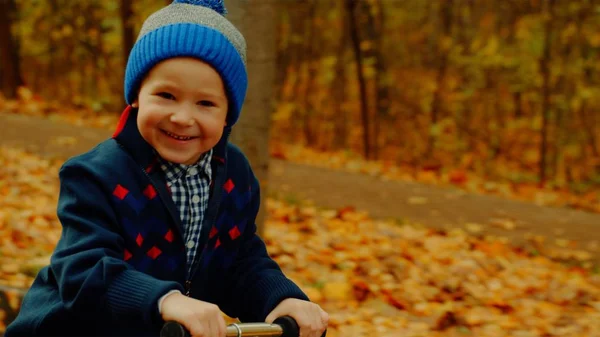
[209,226,218,239]
[145,157,157,173]
[164,229,174,243]
[113,184,129,200]
[143,184,157,199]
[147,246,162,259]
[215,238,221,248]
[136,233,144,247]
[229,226,241,240]
[223,179,235,193]
[124,249,132,261]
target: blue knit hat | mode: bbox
[124,0,247,126]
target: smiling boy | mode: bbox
[5,1,328,336]
[134,58,228,166]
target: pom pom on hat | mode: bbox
[172,0,227,15]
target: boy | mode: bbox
[5,0,328,336]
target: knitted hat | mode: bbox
[124,0,247,126]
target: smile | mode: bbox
[162,130,196,141]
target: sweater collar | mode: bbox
[112,106,231,170]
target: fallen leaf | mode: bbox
[51,136,78,146]
[465,223,483,233]
[489,218,517,230]
[407,196,428,205]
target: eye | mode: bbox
[198,100,215,107]
[156,92,175,100]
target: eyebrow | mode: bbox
[151,81,227,102]
[195,92,227,106]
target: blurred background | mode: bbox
[1,0,600,336]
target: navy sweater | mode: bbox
[5,107,308,336]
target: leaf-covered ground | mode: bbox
[266,200,600,337]
[1,145,600,336]
[271,143,600,215]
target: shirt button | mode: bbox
[187,240,195,249]
[188,167,198,176]
[192,195,201,203]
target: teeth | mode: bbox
[165,131,192,140]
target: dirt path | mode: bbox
[1,112,599,261]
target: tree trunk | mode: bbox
[373,0,390,160]
[539,0,554,186]
[427,0,453,159]
[513,92,523,118]
[359,0,385,160]
[227,0,277,236]
[46,0,59,99]
[114,0,135,109]
[301,0,317,147]
[0,0,24,99]
[332,1,349,151]
[274,5,289,105]
[574,1,598,158]
[120,0,135,68]
[285,2,308,143]
[346,0,371,160]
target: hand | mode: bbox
[265,298,328,337]
[161,292,226,337]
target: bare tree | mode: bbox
[120,0,134,68]
[539,0,554,186]
[0,0,24,99]
[346,0,371,159]
[332,1,350,151]
[427,0,454,159]
[227,0,277,236]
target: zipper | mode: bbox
[185,159,227,289]
[186,127,231,286]
[185,280,192,296]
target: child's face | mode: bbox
[133,57,228,165]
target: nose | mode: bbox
[169,103,195,127]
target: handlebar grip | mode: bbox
[272,316,298,337]
[272,316,326,337]
[160,316,326,337]
[161,320,190,337]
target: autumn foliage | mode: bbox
[2,0,599,216]
[271,0,600,212]
[1,146,600,336]
[2,0,600,335]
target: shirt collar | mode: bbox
[159,148,213,184]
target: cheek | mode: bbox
[136,108,162,135]
[202,126,222,140]
[198,116,226,137]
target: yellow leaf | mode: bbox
[489,218,517,230]
[465,223,483,233]
[323,281,352,301]
[303,286,324,303]
[1,264,19,274]
[407,196,428,205]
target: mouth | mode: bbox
[161,129,197,141]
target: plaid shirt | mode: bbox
[159,149,213,273]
